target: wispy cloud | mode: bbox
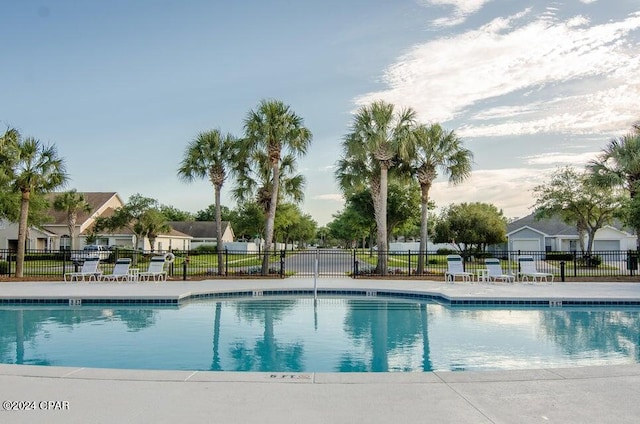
[356,9,640,137]
[429,168,549,217]
[420,0,493,26]
[522,151,598,166]
[312,194,344,202]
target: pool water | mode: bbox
[1,298,639,372]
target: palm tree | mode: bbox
[53,190,92,251]
[240,99,312,275]
[406,123,473,274]
[178,129,238,275]
[336,100,415,274]
[10,137,68,277]
[587,125,640,247]
[135,209,171,252]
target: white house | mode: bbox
[0,220,58,251]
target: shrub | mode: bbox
[545,252,573,261]
[0,261,9,275]
[579,255,602,267]
[436,248,456,255]
[194,244,217,254]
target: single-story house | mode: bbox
[168,221,234,249]
[0,220,58,251]
[506,214,637,252]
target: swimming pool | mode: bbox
[1,297,638,372]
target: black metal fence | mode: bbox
[0,248,638,280]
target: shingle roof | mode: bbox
[508,213,630,236]
[44,192,119,225]
[507,214,577,236]
[168,221,230,238]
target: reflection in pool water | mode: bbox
[0,298,639,372]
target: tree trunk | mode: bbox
[417,183,430,274]
[215,185,224,275]
[577,222,586,254]
[262,163,280,275]
[68,213,77,250]
[586,229,596,256]
[16,190,30,277]
[374,168,388,275]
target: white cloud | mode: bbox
[429,168,549,218]
[522,151,598,166]
[356,10,640,137]
[421,0,493,26]
[312,193,344,202]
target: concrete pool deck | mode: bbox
[1,278,640,423]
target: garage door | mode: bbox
[512,239,540,252]
[593,240,620,251]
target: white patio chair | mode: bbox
[517,256,554,283]
[138,256,167,282]
[100,258,132,282]
[64,256,102,282]
[444,254,473,283]
[484,258,515,283]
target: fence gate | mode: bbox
[282,249,354,278]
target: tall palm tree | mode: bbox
[53,189,92,250]
[178,129,238,275]
[587,126,640,247]
[406,123,473,274]
[240,99,312,275]
[336,100,415,274]
[10,137,68,277]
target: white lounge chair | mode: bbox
[518,256,554,283]
[484,258,515,283]
[64,256,102,282]
[138,256,167,282]
[100,258,132,282]
[444,254,473,283]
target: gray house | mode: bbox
[168,221,234,249]
[507,214,636,252]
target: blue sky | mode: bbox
[2,1,639,226]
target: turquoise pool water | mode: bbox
[1,298,639,372]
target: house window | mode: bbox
[60,235,70,251]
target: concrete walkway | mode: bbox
[1,278,639,423]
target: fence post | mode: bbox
[408,250,411,276]
[279,250,285,278]
[353,249,358,278]
[572,251,577,277]
[627,250,638,276]
[225,248,229,276]
[182,256,189,281]
[560,261,565,282]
